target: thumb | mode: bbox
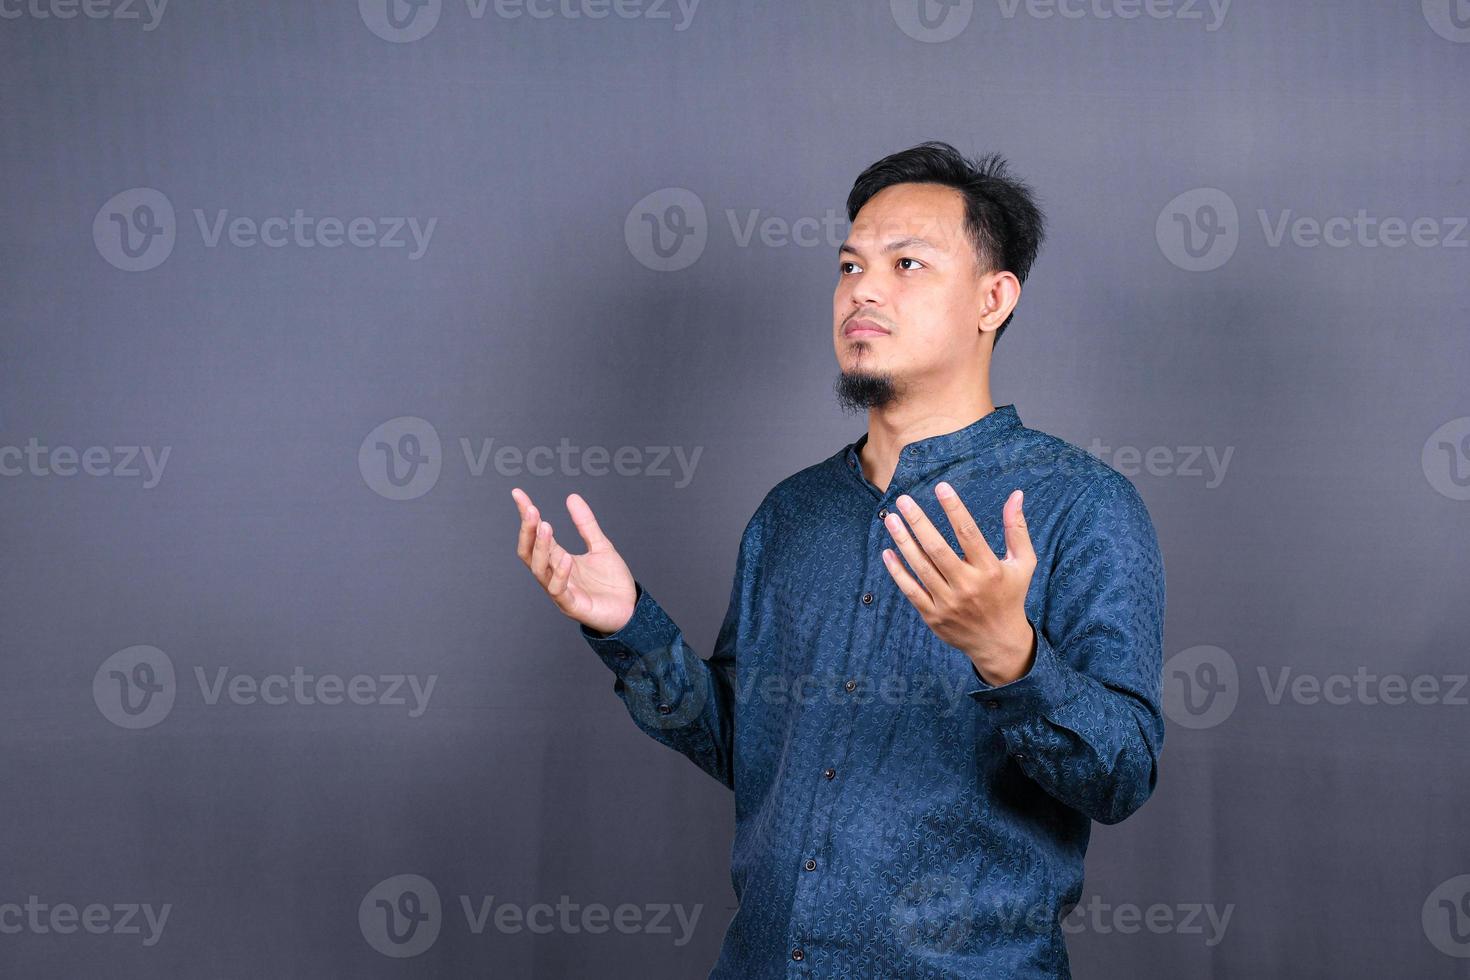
[1002,489,1035,565]
[566,492,611,550]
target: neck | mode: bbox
[859,376,996,493]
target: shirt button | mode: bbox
[823,767,836,780]
[804,858,817,871]
[656,702,672,715]
[844,679,856,693]
[878,507,888,520]
[1015,753,1026,761]
[791,947,805,961]
[861,592,873,604]
[985,700,1000,709]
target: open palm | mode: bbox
[511,487,637,636]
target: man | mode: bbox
[511,141,1165,978]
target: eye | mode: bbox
[897,257,924,271]
[840,260,862,275]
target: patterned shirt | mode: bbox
[580,404,1166,978]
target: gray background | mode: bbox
[3,0,1468,976]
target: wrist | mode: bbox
[967,618,1037,686]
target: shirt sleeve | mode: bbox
[577,502,765,791]
[966,473,1166,825]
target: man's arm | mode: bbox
[579,504,765,790]
[967,474,1166,825]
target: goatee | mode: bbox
[834,368,903,413]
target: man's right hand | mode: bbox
[511,487,638,636]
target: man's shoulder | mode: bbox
[741,446,854,527]
[1001,422,1147,507]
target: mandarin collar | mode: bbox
[846,404,1022,472]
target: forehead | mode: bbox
[846,182,967,250]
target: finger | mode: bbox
[881,547,937,617]
[565,492,610,550]
[547,549,574,600]
[512,488,541,563]
[883,509,943,594]
[1002,489,1035,565]
[894,492,966,581]
[542,535,571,588]
[530,520,554,580]
[934,481,999,569]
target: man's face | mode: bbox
[832,182,995,410]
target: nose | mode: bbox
[848,273,884,309]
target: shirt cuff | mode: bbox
[966,619,1082,728]
[578,581,680,677]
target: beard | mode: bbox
[833,365,903,413]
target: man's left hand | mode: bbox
[880,482,1038,686]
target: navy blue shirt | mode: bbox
[580,404,1166,978]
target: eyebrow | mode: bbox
[838,236,941,258]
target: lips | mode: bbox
[844,318,890,337]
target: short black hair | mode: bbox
[845,140,1046,346]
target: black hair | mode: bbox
[845,140,1046,346]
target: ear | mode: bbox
[977,270,1021,335]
